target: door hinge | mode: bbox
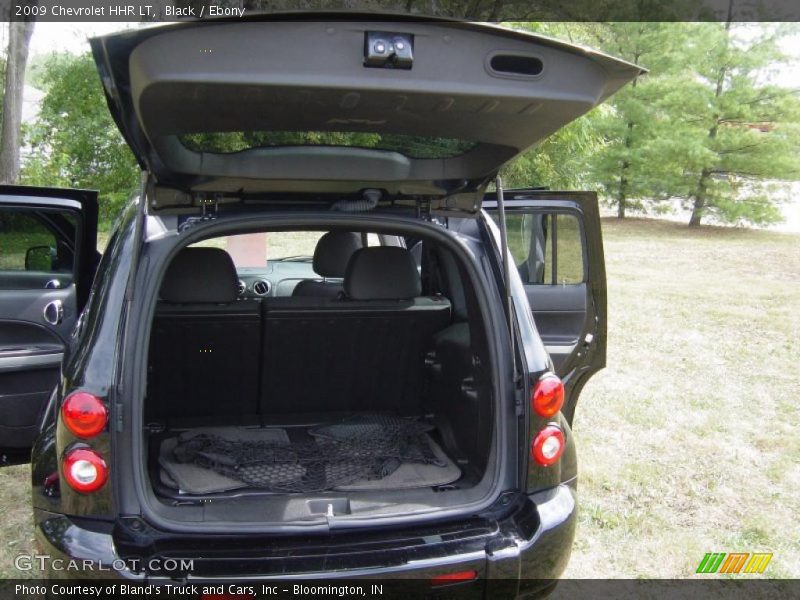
[115,402,124,432]
[179,194,220,231]
[514,380,525,416]
[200,194,219,219]
[417,196,432,221]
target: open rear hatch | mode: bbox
[93,15,642,533]
[90,15,642,209]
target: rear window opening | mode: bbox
[178,131,478,159]
[139,224,500,528]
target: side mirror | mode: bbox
[25,245,55,271]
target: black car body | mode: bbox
[0,15,640,596]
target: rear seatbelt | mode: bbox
[420,244,444,297]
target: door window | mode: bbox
[497,212,585,285]
[0,208,78,283]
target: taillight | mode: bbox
[430,569,478,586]
[531,425,565,467]
[63,448,108,493]
[532,374,564,417]
[61,392,108,438]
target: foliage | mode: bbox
[584,23,700,217]
[675,22,800,226]
[21,52,139,224]
[504,21,800,226]
[499,113,604,190]
[16,22,800,228]
[181,131,474,159]
[0,55,5,124]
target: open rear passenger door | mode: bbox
[0,185,98,465]
[485,190,606,423]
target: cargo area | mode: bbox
[151,414,465,497]
[141,233,498,521]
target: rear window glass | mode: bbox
[179,131,477,159]
[190,231,381,268]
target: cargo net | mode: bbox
[171,414,446,493]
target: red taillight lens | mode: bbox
[532,374,564,418]
[63,448,108,493]
[430,569,478,586]
[531,425,565,467]
[61,392,108,438]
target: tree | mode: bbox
[499,113,604,190]
[495,23,605,190]
[679,19,800,226]
[0,17,35,184]
[22,53,139,223]
[501,21,694,205]
[582,23,700,218]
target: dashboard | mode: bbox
[235,259,318,298]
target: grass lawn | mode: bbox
[562,218,800,579]
[1,217,798,579]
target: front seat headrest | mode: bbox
[160,247,238,304]
[313,231,362,278]
[344,247,421,300]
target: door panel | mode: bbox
[485,191,606,422]
[527,284,588,371]
[0,186,98,460]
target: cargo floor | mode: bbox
[150,413,462,498]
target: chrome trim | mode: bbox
[544,344,576,355]
[252,279,271,296]
[43,299,64,325]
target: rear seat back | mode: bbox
[261,247,451,416]
[147,248,261,424]
[292,231,361,298]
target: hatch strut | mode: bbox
[494,176,518,384]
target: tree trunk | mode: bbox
[615,117,635,219]
[688,0,733,227]
[689,169,710,227]
[0,19,35,184]
[689,198,704,227]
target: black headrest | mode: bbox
[344,247,421,300]
[313,231,362,278]
[160,247,238,304]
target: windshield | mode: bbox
[179,131,477,159]
[190,232,323,268]
[190,231,381,268]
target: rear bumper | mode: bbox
[34,484,576,596]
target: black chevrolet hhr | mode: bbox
[0,15,641,596]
